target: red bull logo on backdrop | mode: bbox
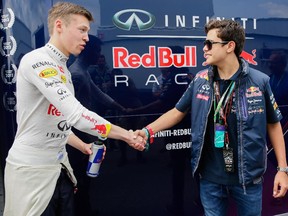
[240,49,257,65]
[113,46,197,68]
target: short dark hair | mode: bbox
[205,19,245,57]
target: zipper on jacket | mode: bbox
[237,79,246,186]
[193,82,214,176]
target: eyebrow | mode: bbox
[79,25,90,31]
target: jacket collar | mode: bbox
[207,57,249,82]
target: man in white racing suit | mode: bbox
[3,2,146,216]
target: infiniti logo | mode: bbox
[112,9,156,31]
[57,120,71,132]
[202,84,210,90]
[57,88,67,95]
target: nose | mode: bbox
[203,46,207,52]
[203,44,208,52]
[83,33,89,42]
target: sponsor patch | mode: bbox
[248,108,264,115]
[58,65,64,73]
[91,123,111,138]
[273,102,278,110]
[196,93,209,101]
[47,104,62,116]
[246,86,262,98]
[195,69,209,81]
[39,68,58,78]
[61,75,67,83]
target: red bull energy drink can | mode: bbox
[86,142,104,177]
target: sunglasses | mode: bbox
[203,40,229,50]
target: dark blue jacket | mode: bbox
[176,58,282,185]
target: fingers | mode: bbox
[273,185,286,198]
[138,129,148,141]
[273,183,280,198]
[102,145,107,160]
[81,143,93,155]
[273,172,288,198]
[86,143,93,155]
[127,130,146,151]
[133,129,148,142]
[273,183,288,198]
[134,135,146,151]
[134,143,145,151]
[129,130,146,144]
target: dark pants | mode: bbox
[41,168,75,216]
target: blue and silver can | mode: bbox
[86,142,104,177]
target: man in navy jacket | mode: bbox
[142,19,288,216]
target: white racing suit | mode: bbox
[4,43,111,216]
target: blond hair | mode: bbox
[47,2,93,36]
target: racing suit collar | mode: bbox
[45,43,69,63]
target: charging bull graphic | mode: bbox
[91,123,111,139]
[81,113,111,138]
[240,49,257,65]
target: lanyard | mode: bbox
[213,81,235,123]
[214,80,235,148]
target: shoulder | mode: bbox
[20,47,51,68]
[247,66,269,82]
[241,58,269,81]
[194,69,209,81]
[243,65,271,93]
[18,47,59,81]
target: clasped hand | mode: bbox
[127,129,148,151]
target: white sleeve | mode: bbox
[21,56,111,140]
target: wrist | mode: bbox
[142,128,151,152]
[277,166,288,174]
[144,125,154,144]
[142,128,150,142]
[126,130,134,143]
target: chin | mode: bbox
[72,50,81,56]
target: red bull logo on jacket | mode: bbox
[246,86,262,97]
[195,69,209,81]
[91,124,111,138]
[81,113,111,138]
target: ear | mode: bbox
[54,19,63,33]
[227,41,236,54]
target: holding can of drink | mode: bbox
[86,142,104,177]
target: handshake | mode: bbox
[126,126,154,152]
